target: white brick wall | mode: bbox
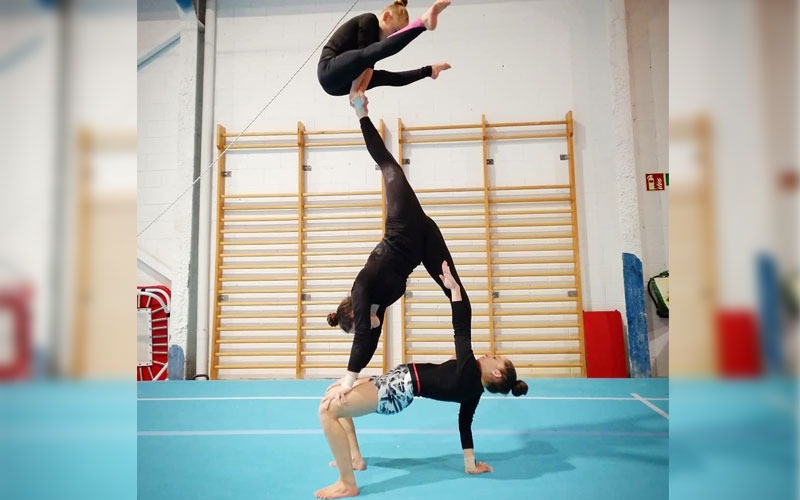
[626,0,668,375]
[137,13,181,286]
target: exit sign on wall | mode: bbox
[646,173,666,191]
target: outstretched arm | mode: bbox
[439,261,473,369]
[322,287,382,407]
[459,399,493,475]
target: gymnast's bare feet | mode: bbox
[431,62,451,79]
[314,480,359,499]
[422,0,450,31]
[329,458,366,471]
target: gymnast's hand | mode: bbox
[326,376,346,392]
[467,462,493,475]
[352,92,369,119]
[439,261,457,290]
[321,384,352,410]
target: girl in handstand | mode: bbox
[324,94,472,406]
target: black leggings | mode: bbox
[318,25,427,96]
[360,116,472,318]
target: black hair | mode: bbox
[485,359,529,397]
[327,296,354,333]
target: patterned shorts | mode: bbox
[369,364,415,415]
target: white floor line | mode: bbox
[631,393,669,419]
[138,428,668,438]
[137,395,669,402]
[137,396,320,401]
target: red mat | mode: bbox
[583,310,628,378]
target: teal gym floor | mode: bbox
[137,378,668,499]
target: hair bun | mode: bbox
[327,312,339,327]
[394,0,408,6]
[511,380,529,397]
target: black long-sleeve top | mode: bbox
[346,250,408,373]
[320,13,381,61]
[409,301,484,449]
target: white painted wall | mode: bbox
[625,0,668,375]
[137,4,182,286]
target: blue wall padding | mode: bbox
[175,0,194,12]
[757,253,782,373]
[622,253,651,378]
[167,345,185,380]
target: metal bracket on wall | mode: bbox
[301,293,310,300]
[492,291,499,299]
[221,171,231,177]
[404,291,413,298]
[302,165,312,171]
[217,294,228,302]
[486,159,494,165]
[402,159,410,165]
[560,154,570,161]
[568,290,578,297]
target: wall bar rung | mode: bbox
[222,216,299,222]
[218,325,300,331]
[224,204,299,210]
[224,131,295,137]
[217,338,303,344]
[405,298,490,304]
[304,201,381,209]
[303,213,382,221]
[223,193,297,199]
[216,364,298,369]
[221,263,299,270]
[405,335,580,342]
[302,261,368,268]
[227,143,297,150]
[493,297,578,304]
[491,283,576,291]
[216,351,297,356]
[218,313,299,319]
[221,251,299,257]
[222,239,298,246]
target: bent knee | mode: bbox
[318,400,339,419]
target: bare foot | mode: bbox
[314,480,359,499]
[431,62,451,79]
[329,458,366,471]
[422,0,450,31]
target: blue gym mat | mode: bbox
[137,378,668,499]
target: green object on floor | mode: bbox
[648,271,669,318]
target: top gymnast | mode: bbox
[323,91,469,407]
[317,0,452,103]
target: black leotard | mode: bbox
[347,117,472,374]
[318,13,430,96]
